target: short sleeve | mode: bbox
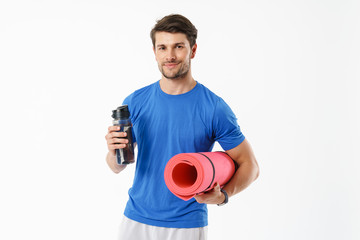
[122,93,133,108]
[212,98,245,151]
[122,93,137,143]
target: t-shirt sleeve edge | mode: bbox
[219,135,246,151]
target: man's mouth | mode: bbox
[164,62,179,68]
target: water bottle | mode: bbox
[112,105,135,164]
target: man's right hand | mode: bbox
[105,126,129,173]
[105,126,129,156]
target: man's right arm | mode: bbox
[105,126,129,174]
[106,151,127,174]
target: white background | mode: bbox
[0,0,359,239]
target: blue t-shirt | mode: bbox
[122,81,245,228]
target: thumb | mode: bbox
[213,182,221,191]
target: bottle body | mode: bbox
[113,118,135,165]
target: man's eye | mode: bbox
[158,47,165,50]
[176,46,183,48]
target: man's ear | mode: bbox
[191,43,197,59]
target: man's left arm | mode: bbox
[194,139,259,204]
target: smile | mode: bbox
[164,63,179,68]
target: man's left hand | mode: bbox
[194,183,225,204]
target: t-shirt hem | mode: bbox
[124,212,208,228]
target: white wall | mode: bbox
[0,0,359,239]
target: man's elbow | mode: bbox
[253,158,260,181]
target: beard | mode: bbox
[158,58,191,80]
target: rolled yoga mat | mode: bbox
[164,152,236,201]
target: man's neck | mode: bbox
[159,74,196,95]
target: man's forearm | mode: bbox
[106,152,127,174]
[223,159,259,198]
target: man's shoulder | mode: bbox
[197,82,222,104]
[123,81,157,106]
[126,81,157,102]
[133,81,157,96]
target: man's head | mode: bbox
[150,14,198,48]
[151,14,198,80]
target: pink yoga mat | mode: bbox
[164,152,236,201]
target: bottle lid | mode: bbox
[112,105,130,120]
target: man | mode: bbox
[105,14,259,240]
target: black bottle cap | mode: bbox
[112,105,130,120]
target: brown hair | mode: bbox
[150,14,198,47]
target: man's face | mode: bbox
[153,32,197,80]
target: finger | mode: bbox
[109,138,129,144]
[106,131,127,140]
[213,182,221,191]
[108,126,120,133]
[108,143,127,150]
[194,195,205,204]
[111,131,127,138]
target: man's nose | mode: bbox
[165,49,176,62]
